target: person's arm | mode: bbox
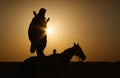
[45,18,50,23]
[33,11,37,16]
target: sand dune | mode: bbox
[0,62,119,78]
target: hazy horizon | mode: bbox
[0,0,120,62]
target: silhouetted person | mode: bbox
[28,8,50,58]
[53,49,57,55]
[53,49,58,65]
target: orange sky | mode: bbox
[0,0,120,62]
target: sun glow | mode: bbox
[46,27,52,34]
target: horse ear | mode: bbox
[74,43,76,46]
[77,43,79,45]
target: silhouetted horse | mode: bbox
[19,43,86,78]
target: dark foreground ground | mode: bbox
[0,62,120,78]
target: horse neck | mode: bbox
[61,48,75,63]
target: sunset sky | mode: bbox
[0,0,120,62]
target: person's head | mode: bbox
[39,8,46,16]
[53,49,56,54]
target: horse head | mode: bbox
[73,43,86,61]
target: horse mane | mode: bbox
[61,48,70,54]
[61,46,74,55]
